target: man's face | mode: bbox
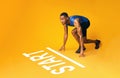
[60,16,68,25]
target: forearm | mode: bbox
[63,34,68,46]
[80,35,84,50]
[76,26,84,50]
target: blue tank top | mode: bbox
[67,15,89,26]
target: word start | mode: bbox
[23,48,75,75]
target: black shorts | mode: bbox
[80,21,90,37]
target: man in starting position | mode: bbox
[59,12,101,57]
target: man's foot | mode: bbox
[76,47,86,54]
[95,40,101,49]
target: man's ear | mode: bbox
[66,17,69,20]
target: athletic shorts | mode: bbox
[80,21,90,37]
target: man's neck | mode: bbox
[67,19,70,25]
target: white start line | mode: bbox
[46,47,85,68]
[23,47,85,75]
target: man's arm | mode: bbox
[59,25,68,51]
[74,18,84,55]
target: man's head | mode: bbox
[60,12,69,25]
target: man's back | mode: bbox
[68,15,89,26]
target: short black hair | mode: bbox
[60,12,68,17]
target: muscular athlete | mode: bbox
[59,12,101,57]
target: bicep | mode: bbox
[74,18,82,36]
[74,18,81,28]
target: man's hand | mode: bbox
[59,45,65,51]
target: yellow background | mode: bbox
[0,0,120,78]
